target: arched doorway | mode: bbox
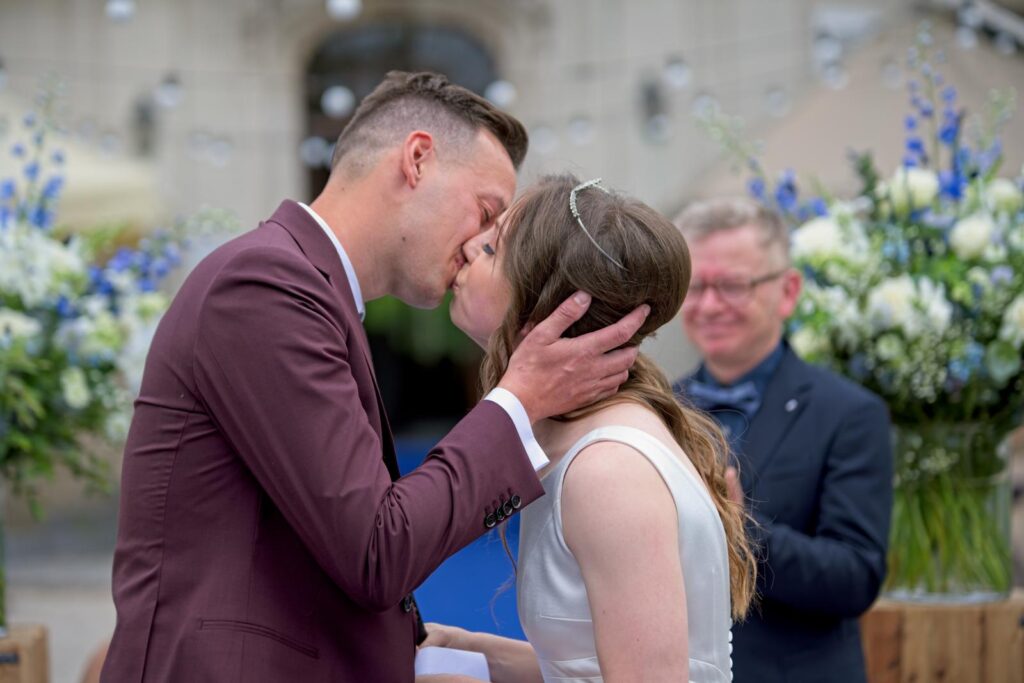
[304,23,498,196]
[303,22,499,437]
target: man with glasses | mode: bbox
[673,197,892,683]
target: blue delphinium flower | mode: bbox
[905,115,917,131]
[51,150,65,165]
[747,177,766,201]
[0,179,14,201]
[28,205,54,229]
[976,142,1002,175]
[24,161,40,182]
[23,113,36,128]
[11,143,26,158]
[774,169,798,214]
[41,176,63,201]
[991,266,1013,286]
[939,170,964,201]
[109,248,135,273]
[941,85,957,104]
[55,296,76,319]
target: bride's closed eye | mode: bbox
[482,243,495,256]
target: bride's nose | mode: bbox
[462,230,490,263]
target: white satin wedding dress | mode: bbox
[517,426,734,682]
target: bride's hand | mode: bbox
[419,622,473,650]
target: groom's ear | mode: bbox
[400,131,435,189]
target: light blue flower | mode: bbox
[991,266,1013,285]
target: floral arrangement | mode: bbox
[703,26,1021,599]
[0,91,186,514]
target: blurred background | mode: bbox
[0,0,1022,680]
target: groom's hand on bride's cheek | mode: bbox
[499,291,650,423]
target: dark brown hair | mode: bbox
[331,71,528,173]
[483,174,757,620]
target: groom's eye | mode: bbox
[482,243,495,256]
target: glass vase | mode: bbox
[0,482,6,638]
[884,422,1013,603]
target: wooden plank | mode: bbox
[0,624,49,683]
[862,606,903,683]
[981,596,1024,683]
[862,591,1024,683]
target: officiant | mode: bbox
[672,197,893,683]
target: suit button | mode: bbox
[511,495,522,509]
[496,508,506,522]
[484,513,497,529]
[502,500,514,516]
[401,595,413,613]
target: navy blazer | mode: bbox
[679,344,893,683]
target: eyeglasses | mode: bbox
[684,269,787,307]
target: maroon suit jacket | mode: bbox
[102,201,544,682]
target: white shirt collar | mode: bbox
[298,202,365,323]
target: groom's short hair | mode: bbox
[330,71,528,175]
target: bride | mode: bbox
[422,175,756,683]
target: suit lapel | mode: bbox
[737,347,813,492]
[268,200,400,481]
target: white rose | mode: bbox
[0,308,42,340]
[791,217,844,261]
[1000,296,1024,348]
[867,275,918,335]
[949,214,995,260]
[888,167,939,214]
[60,366,92,409]
[986,178,1024,214]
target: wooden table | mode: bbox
[0,625,48,683]
[861,590,1024,683]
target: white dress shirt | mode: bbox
[298,202,548,471]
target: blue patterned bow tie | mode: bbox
[685,379,762,419]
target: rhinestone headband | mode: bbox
[569,178,626,270]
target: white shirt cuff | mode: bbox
[483,387,550,471]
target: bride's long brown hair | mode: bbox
[481,174,756,620]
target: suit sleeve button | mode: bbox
[510,495,522,509]
[484,513,497,529]
[502,500,514,516]
[401,595,414,613]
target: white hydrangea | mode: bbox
[867,275,917,334]
[791,215,869,264]
[1000,296,1024,348]
[0,222,87,308]
[866,275,951,339]
[887,167,940,214]
[60,366,92,409]
[0,308,42,340]
[790,326,830,358]
[986,178,1023,215]
[791,217,844,260]
[949,214,996,260]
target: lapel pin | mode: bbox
[785,399,798,413]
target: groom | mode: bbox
[102,72,647,682]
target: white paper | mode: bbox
[414,646,491,681]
